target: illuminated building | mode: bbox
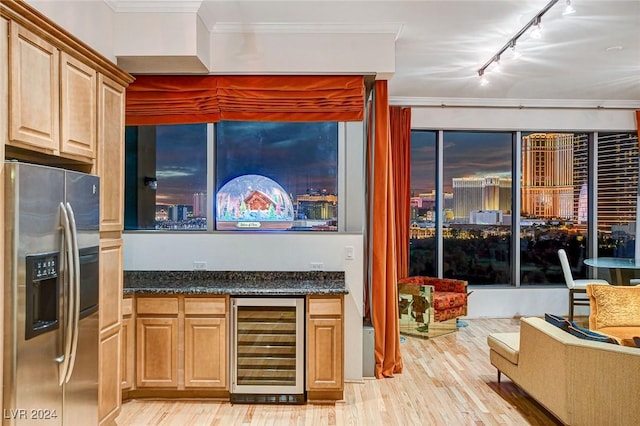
[296,193,337,220]
[192,192,206,218]
[597,133,639,230]
[522,133,574,218]
[453,177,511,220]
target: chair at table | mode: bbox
[558,249,609,321]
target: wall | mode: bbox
[26,0,115,60]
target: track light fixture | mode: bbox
[563,0,576,16]
[477,0,572,83]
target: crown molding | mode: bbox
[105,0,202,13]
[389,97,640,110]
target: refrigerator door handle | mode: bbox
[59,202,75,385]
[63,202,81,384]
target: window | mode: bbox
[409,128,638,287]
[443,131,513,284]
[597,132,639,267]
[215,121,339,231]
[124,121,339,232]
[409,130,437,276]
[125,124,208,230]
[520,132,590,285]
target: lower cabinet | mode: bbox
[306,295,344,401]
[123,293,343,402]
[137,316,178,387]
[184,296,227,387]
[134,295,228,391]
[121,297,135,390]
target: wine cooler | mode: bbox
[230,297,305,403]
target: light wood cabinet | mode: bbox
[98,329,121,423]
[184,297,228,388]
[9,21,59,153]
[307,296,344,400]
[99,239,123,335]
[98,239,123,424]
[60,51,96,160]
[136,316,179,388]
[184,317,227,388]
[97,74,126,232]
[121,297,135,390]
[133,295,228,391]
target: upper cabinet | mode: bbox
[97,74,126,232]
[60,51,97,160]
[9,22,60,154]
[6,17,130,166]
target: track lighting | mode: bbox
[477,0,572,84]
[563,0,576,16]
[530,17,542,39]
[510,41,521,60]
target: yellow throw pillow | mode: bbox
[589,285,640,328]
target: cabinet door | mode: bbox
[60,51,96,160]
[98,330,121,425]
[97,74,125,232]
[136,317,178,388]
[9,21,59,153]
[99,239,123,335]
[307,317,343,389]
[184,317,227,388]
[121,313,135,390]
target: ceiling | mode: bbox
[91,1,640,107]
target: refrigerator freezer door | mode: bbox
[64,171,99,250]
[62,311,99,426]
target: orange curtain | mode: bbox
[126,75,219,125]
[125,75,364,125]
[370,80,402,378]
[216,75,364,122]
[390,106,412,279]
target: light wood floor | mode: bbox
[116,318,562,426]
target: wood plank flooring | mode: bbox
[115,318,562,426]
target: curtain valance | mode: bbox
[125,75,365,125]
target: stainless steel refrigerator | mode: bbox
[3,161,100,425]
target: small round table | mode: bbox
[583,257,640,285]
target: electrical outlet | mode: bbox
[345,245,354,260]
[193,261,207,270]
[310,262,324,271]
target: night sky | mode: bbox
[411,130,513,193]
[155,122,338,206]
[153,124,516,206]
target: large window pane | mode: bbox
[124,124,208,230]
[443,131,512,284]
[520,132,589,284]
[215,121,338,231]
[409,130,437,276]
[597,132,639,283]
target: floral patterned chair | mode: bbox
[397,276,468,336]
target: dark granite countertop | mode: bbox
[123,271,348,296]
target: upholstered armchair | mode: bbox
[397,276,469,337]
